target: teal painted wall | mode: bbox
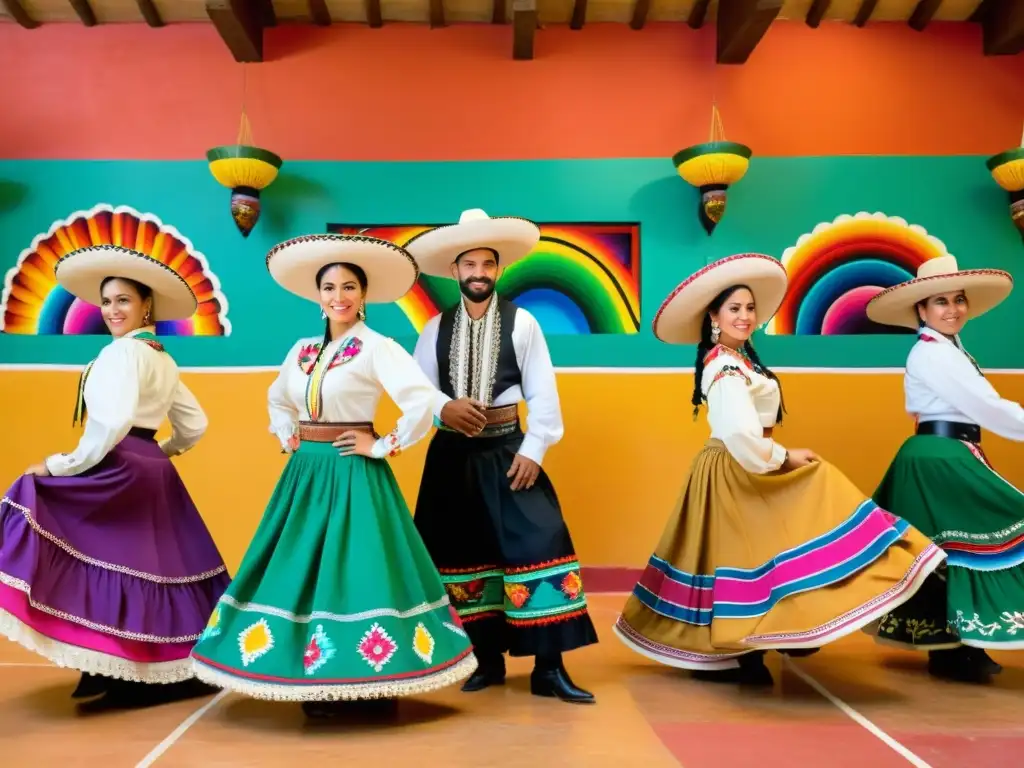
[0,157,1019,368]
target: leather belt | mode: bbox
[297,421,377,443]
[438,404,520,438]
[128,426,157,441]
[916,420,981,444]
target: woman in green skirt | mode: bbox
[865,255,1023,682]
[190,234,477,715]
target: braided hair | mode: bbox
[691,284,786,423]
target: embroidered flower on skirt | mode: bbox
[303,624,337,676]
[357,622,397,672]
[413,622,436,664]
[238,618,275,667]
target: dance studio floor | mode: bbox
[2,594,1021,767]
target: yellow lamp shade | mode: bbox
[985,147,1024,239]
[671,141,753,235]
[206,145,283,238]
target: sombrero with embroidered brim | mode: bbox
[403,208,541,278]
[54,245,198,322]
[653,253,788,345]
[866,255,1013,330]
[266,233,418,305]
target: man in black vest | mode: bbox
[408,209,597,704]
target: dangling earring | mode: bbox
[143,310,152,326]
[358,302,366,322]
[320,308,327,320]
[710,322,721,344]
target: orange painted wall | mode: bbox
[0,22,1022,161]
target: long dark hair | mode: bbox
[691,283,786,423]
[312,261,368,364]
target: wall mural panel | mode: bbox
[328,223,641,336]
[1,204,231,337]
[767,212,949,337]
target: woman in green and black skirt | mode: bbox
[190,234,477,715]
[866,255,1023,682]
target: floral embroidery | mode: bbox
[446,579,486,605]
[238,618,274,666]
[297,337,363,375]
[505,583,531,609]
[199,606,222,642]
[710,364,751,388]
[297,343,321,374]
[303,624,336,676]
[561,571,583,600]
[953,609,1024,638]
[443,605,469,638]
[357,622,397,672]
[381,430,401,458]
[412,622,435,664]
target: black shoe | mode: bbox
[692,652,773,687]
[530,665,595,704]
[71,672,108,699]
[967,647,1002,675]
[778,648,820,658]
[928,647,992,684]
[462,656,506,692]
[78,678,219,711]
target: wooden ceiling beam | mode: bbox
[908,0,942,31]
[308,0,330,25]
[716,0,783,65]
[973,0,1024,55]
[429,0,445,27]
[365,0,382,27]
[853,0,877,27]
[69,0,97,26]
[805,0,831,28]
[1,0,39,28]
[688,0,711,29]
[570,0,587,30]
[136,0,163,27]
[205,0,264,62]
[512,0,536,60]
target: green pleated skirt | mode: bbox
[872,435,1024,650]
[190,442,478,700]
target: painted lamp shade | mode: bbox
[985,147,1024,240]
[206,144,283,238]
[672,140,752,235]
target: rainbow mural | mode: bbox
[1,204,230,336]
[766,212,950,336]
[328,223,641,335]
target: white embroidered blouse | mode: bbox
[701,345,788,475]
[44,327,208,477]
[268,321,437,459]
[413,303,564,466]
[905,326,1024,442]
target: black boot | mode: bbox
[78,677,219,712]
[530,654,595,704]
[928,646,993,684]
[966,647,1002,675]
[70,672,108,699]
[692,651,774,687]
[462,653,506,692]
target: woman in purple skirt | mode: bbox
[0,244,230,710]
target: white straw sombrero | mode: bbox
[266,234,418,305]
[653,253,788,345]
[865,255,1013,330]
[403,209,541,278]
[54,245,198,322]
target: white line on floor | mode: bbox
[783,658,933,768]
[134,690,229,768]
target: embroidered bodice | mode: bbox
[413,297,564,465]
[701,345,787,475]
[905,326,1024,441]
[44,327,208,477]
[268,322,437,458]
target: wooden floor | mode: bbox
[2,595,1022,767]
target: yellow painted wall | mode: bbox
[3,371,1022,573]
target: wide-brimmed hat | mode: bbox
[865,255,1013,330]
[653,253,788,345]
[53,245,198,322]
[266,234,418,305]
[403,209,540,278]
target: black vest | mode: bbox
[436,298,522,402]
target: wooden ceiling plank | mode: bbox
[429,0,445,27]
[805,0,831,28]
[205,0,263,63]
[69,0,97,26]
[136,0,163,27]
[1,0,39,28]
[365,0,383,27]
[630,0,649,30]
[853,0,878,27]
[570,0,587,30]
[687,0,711,29]
[308,0,331,25]
[512,0,536,60]
[717,0,783,65]
[975,0,1024,55]
[908,0,942,31]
